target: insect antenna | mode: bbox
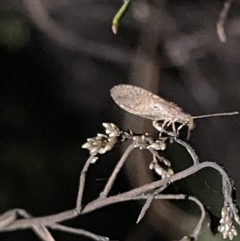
[193,111,239,119]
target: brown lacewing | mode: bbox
[110,84,238,133]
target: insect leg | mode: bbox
[162,120,168,129]
[176,123,191,139]
[153,120,167,135]
[160,120,172,135]
[177,123,185,133]
[152,121,177,137]
[171,122,177,133]
[166,120,177,133]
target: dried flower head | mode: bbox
[102,123,121,137]
[133,135,149,149]
[149,160,174,179]
[147,140,166,151]
[132,134,167,151]
[218,205,239,240]
[82,123,121,156]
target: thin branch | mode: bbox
[136,184,168,223]
[173,138,199,164]
[49,224,109,241]
[99,143,135,198]
[13,210,56,241]
[188,196,206,239]
[82,161,233,213]
[131,194,205,240]
[0,209,56,241]
[76,155,98,212]
[217,0,234,42]
[33,226,55,241]
[0,210,78,231]
[0,161,232,231]
[0,195,205,241]
[0,210,17,228]
[148,148,171,167]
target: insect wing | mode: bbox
[110,84,180,120]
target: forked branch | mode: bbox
[0,123,238,241]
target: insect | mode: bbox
[110,84,238,136]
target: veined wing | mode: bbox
[110,84,185,121]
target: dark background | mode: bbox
[0,0,240,240]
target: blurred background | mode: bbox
[0,0,240,240]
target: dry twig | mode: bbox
[0,121,239,241]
